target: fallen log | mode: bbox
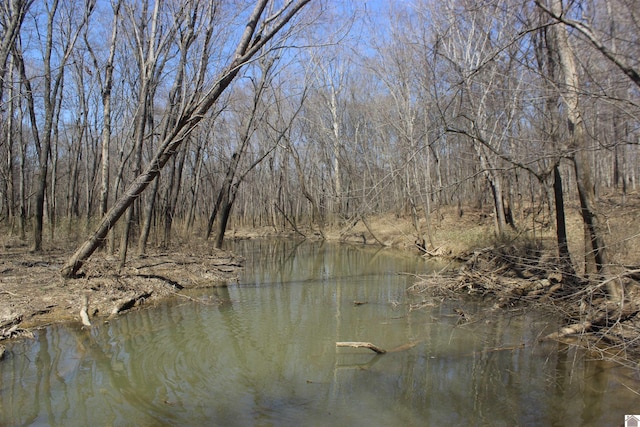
[336,341,387,354]
[541,321,592,341]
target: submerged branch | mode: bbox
[336,341,387,354]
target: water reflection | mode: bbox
[1,240,639,426]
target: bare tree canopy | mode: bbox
[59,0,313,277]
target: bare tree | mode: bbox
[306,56,349,218]
[0,0,32,103]
[137,0,202,254]
[431,0,525,236]
[84,0,122,228]
[530,13,576,278]
[541,0,610,282]
[17,0,95,251]
[61,0,313,278]
[536,0,640,90]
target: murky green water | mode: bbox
[1,240,639,426]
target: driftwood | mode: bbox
[336,340,421,355]
[541,321,593,341]
[541,297,640,342]
[336,341,387,354]
[1,324,19,339]
[0,322,33,340]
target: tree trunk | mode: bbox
[214,190,235,249]
[288,143,325,238]
[138,174,160,255]
[61,0,312,278]
[31,0,91,251]
[553,164,575,278]
[0,0,31,105]
[97,1,120,225]
[163,144,186,247]
[32,139,50,252]
[206,152,239,240]
[186,141,204,232]
[5,57,16,222]
[476,146,506,236]
[548,0,609,277]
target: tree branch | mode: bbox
[535,0,640,88]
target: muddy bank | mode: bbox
[0,242,243,347]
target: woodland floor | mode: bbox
[2,190,640,364]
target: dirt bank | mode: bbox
[0,240,243,348]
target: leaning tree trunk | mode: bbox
[61,0,312,278]
[214,186,237,249]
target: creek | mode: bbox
[1,239,639,426]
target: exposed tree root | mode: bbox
[110,291,153,317]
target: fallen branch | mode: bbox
[0,315,23,331]
[0,290,19,297]
[336,341,387,354]
[1,324,19,339]
[136,274,184,290]
[541,321,592,341]
[422,246,445,257]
